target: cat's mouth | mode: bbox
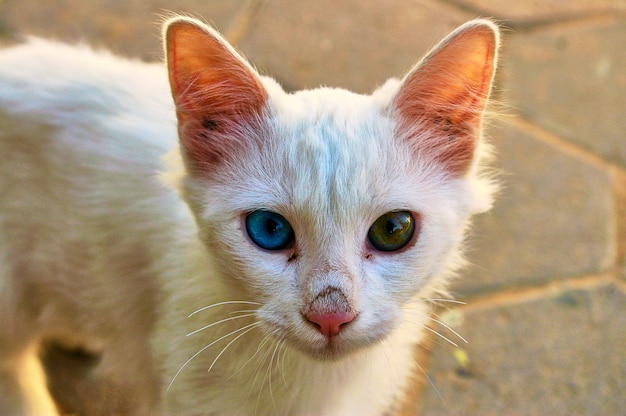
[289,311,394,361]
[259,289,393,360]
[296,330,359,361]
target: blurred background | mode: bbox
[0,1,624,414]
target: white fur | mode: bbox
[0,20,497,416]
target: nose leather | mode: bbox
[305,311,355,337]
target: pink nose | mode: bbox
[305,311,355,337]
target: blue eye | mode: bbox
[367,211,416,252]
[245,210,295,251]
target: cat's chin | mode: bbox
[294,340,362,362]
[290,329,388,362]
[306,345,364,362]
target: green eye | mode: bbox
[367,211,416,252]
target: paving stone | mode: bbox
[502,18,626,168]
[0,0,246,60]
[453,0,625,22]
[616,170,626,280]
[458,120,616,294]
[237,0,474,92]
[418,284,626,415]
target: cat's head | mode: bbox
[164,17,499,359]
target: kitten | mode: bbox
[0,16,499,416]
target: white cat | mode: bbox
[0,16,499,416]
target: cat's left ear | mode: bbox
[392,20,500,176]
[164,17,268,173]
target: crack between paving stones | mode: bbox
[452,273,619,313]
[435,0,625,33]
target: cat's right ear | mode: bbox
[164,17,268,173]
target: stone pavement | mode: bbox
[1,0,624,414]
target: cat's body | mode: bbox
[0,17,499,416]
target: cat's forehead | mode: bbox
[271,86,393,146]
[268,80,398,120]
[258,86,410,217]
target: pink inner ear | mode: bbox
[166,20,268,172]
[393,22,498,175]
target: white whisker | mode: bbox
[206,324,258,374]
[411,357,445,404]
[232,329,276,379]
[268,339,281,414]
[404,311,468,345]
[365,343,374,395]
[250,332,279,413]
[228,309,261,317]
[167,321,260,391]
[425,298,466,305]
[426,316,467,344]
[279,341,289,390]
[421,324,460,347]
[380,340,397,396]
[187,313,256,337]
[188,301,261,317]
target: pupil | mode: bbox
[386,219,399,234]
[266,218,279,234]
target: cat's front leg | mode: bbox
[0,347,59,416]
[0,281,59,416]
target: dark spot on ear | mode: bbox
[434,116,455,132]
[202,118,218,130]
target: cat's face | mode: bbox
[185,87,479,359]
[165,18,498,359]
